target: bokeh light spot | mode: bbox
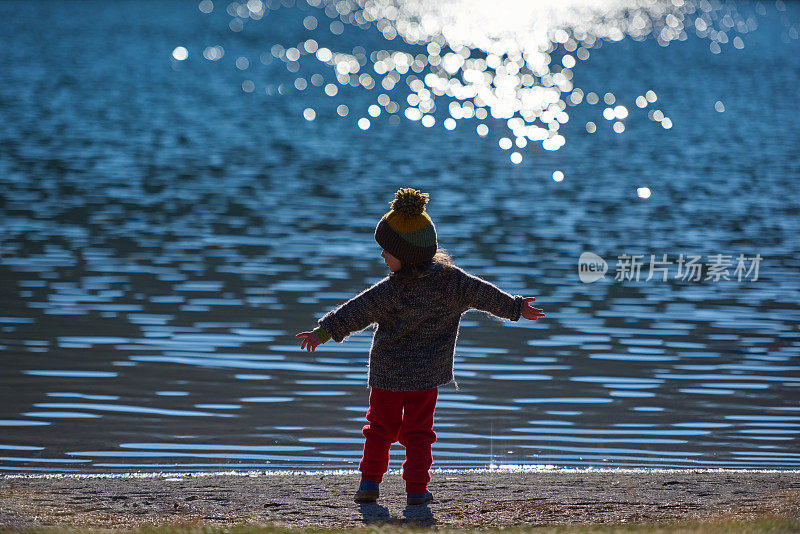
[203,45,224,61]
[405,107,422,121]
[172,46,189,61]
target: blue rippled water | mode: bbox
[0,0,798,473]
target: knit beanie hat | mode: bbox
[374,188,438,266]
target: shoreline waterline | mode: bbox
[2,466,800,480]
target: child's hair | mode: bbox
[391,247,454,284]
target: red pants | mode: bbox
[358,386,438,494]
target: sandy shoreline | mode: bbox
[1,469,799,530]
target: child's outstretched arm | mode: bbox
[455,266,544,322]
[296,277,393,351]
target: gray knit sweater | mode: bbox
[316,264,524,391]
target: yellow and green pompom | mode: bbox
[390,188,429,218]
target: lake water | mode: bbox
[0,0,799,473]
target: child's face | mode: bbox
[381,249,402,272]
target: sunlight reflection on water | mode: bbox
[184,0,788,167]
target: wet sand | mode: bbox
[1,469,799,530]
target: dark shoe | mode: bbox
[407,491,433,505]
[354,480,380,503]
[354,489,379,502]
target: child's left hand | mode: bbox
[521,297,545,321]
[296,331,321,352]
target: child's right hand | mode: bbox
[521,297,545,321]
[295,331,321,352]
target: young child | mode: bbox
[296,188,545,506]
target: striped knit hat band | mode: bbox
[374,188,438,266]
